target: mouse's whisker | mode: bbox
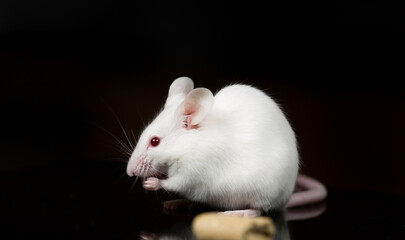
[101,156,128,163]
[107,132,133,155]
[123,121,136,150]
[106,104,136,152]
[141,163,146,177]
[136,109,147,130]
[116,171,130,183]
[129,176,140,192]
[130,129,138,146]
[110,162,126,172]
[91,121,134,156]
[134,176,140,185]
[130,182,137,192]
[103,138,132,158]
[160,185,172,197]
[150,166,167,178]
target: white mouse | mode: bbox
[127,77,327,217]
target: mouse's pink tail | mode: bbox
[286,174,328,208]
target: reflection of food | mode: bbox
[192,212,276,240]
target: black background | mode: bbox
[1,0,404,205]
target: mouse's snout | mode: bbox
[126,165,135,177]
[126,155,153,178]
[127,169,135,177]
[126,154,138,177]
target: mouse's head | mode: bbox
[126,77,214,178]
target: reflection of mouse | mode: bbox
[127,77,327,217]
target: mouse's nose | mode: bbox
[127,167,135,177]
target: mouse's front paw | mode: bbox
[143,177,162,191]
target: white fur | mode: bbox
[127,77,299,212]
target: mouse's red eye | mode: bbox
[150,137,160,147]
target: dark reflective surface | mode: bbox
[1,161,404,240]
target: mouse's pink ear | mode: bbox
[165,77,194,108]
[168,77,194,98]
[182,88,214,128]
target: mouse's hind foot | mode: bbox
[219,209,262,217]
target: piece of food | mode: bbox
[192,212,276,240]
